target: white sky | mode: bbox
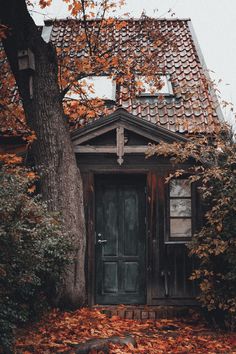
[31,0,236,127]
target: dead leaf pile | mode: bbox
[15,307,236,353]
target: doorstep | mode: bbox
[93,305,197,320]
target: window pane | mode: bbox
[170,218,192,238]
[83,76,116,100]
[170,199,191,217]
[170,179,191,197]
[66,76,116,101]
[136,75,172,95]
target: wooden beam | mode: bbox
[116,126,124,165]
[124,146,148,153]
[72,124,119,145]
[74,146,116,153]
[74,145,148,154]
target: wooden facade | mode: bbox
[72,109,200,306]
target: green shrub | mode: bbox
[0,167,72,352]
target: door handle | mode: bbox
[97,239,107,244]
[161,270,170,297]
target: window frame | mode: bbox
[135,74,174,97]
[66,75,117,102]
[82,75,117,101]
[165,177,196,244]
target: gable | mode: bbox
[72,108,187,165]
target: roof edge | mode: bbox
[187,20,225,123]
[71,108,188,143]
[44,17,191,26]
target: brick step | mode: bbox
[93,306,197,320]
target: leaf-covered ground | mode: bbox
[16,307,236,353]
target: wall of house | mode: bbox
[78,153,199,306]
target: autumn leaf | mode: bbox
[27,171,37,180]
[39,0,52,8]
[0,153,23,165]
[28,185,36,193]
[14,308,236,353]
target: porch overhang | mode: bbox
[71,108,188,165]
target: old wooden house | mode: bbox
[2,18,222,309]
[49,18,222,308]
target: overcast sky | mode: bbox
[31,0,236,127]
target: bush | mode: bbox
[147,127,236,329]
[0,167,72,352]
[188,135,236,329]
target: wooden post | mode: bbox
[116,126,124,165]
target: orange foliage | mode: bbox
[0,48,29,135]
[1,1,220,139]
[15,308,236,353]
[0,153,23,165]
[39,0,52,9]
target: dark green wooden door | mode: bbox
[95,175,146,304]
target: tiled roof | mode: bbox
[47,18,221,134]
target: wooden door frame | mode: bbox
[83,165,198,307]
[84,170,150,307]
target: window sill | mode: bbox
[164,240,191,245]
[136,93,175,98]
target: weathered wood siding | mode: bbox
[80,153,199,306]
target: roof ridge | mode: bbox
[44,18,191,25]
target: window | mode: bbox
[168,179,192,241]
[82,76,116,100]
[136,75,173,96]
[66,76,116,101]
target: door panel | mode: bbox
[103,187,119,257]
[123,190,138,256]
[103,262,118,293]
[124,262,139,292]
[95,175,146,304]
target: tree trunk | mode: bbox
[62,336,137,354]
[1,0,86,307]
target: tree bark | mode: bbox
[1,0,86,307]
